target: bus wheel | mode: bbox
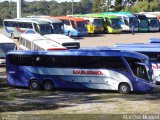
[29,80,41,90]
[43,80,54,91]
[119,83,131,94]
[11,33,14,39]
[68,32,72,37]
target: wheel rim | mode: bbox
[44,81,53,91]
[32,82,38,89]
[121,85,128,93]
[45,83,52,90]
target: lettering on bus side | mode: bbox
[152,63,160,69]
[73,70,103,75]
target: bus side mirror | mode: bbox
[155,76,160,85]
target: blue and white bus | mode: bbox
[6,49,154,94]
[113,44,160,84]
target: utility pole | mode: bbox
[71,0,74,15]
[17,0,21,18]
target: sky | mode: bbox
[1,0,81,2]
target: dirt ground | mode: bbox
[78,32,160,47]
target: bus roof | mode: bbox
[7,49,148,60]
[86,13,118,19]
[20,33,66,50]
[53,16,86,22]
[25,17,63,24]
[143,14,158,19]
[114,43,160,48]
[0,34,15,44]
[102,12,132,15]
[40,18,63,23]
[149,38,160,43]
[102,12,135,18]
[20,33,48,42]
[4,18,50,25]
[133,14,147,19]
[113,46,160,52]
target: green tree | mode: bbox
[114,0,123,11]
[92,0,105,13]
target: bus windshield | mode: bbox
[149,19,159,27]
[76,21,87,31]
[52,23,64,34]
[131,62,152,81]
[129,17,138,28]
[110,18,121,29]
[93,19,104,27]
[139,20,148,28]
[39,24,52,35]
[0,43,16,58]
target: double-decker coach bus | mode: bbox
[6,49,154,94]
[0,34,17,66]
[19,33,67,50]
[3,19,52,39]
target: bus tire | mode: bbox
[118,83,131,94]
[29,79,41,90]
[43,80,54,91]
[11,33,14,39]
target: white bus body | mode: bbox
[19,34,67,51]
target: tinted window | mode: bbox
[9,55,127,71]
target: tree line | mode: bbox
[0,0,160,26]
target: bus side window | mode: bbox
[33,23,40,33]
[5,21,13,27]
[27,23,33,28]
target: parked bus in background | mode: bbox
[102,12,138,32]
[143,14,159,32]
[0,34,17,66]
[23,17,80,49]
[19,33,67,50]
[69,14,105,33]
[84,13,122,33]
[113,44,160,84]
[133,14,149,32]
[139,12,160,31]
[26,16,65,34]
[6,49,154,94]
[82,17,104,34]
[53,16,88,37]
[3,19,52,39]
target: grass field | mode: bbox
[0,75,160,116]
